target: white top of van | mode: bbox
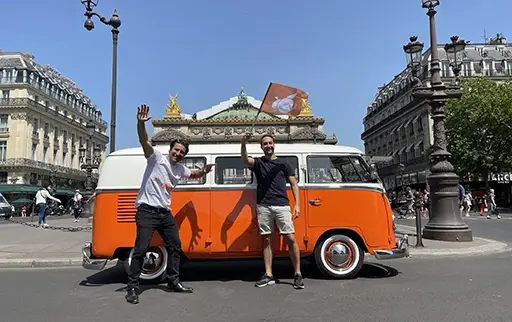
[96,143,366,190]
[108,143,364,157]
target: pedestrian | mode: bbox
[34,186,61,227]
[72,189,83,222]
[458,183,465,217]
[125,104,214,305]
[240,133,304,290]
[486,188,501,219]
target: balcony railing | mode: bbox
[0,77,108,128]
[0,98,108,140]
[0,158,99,179]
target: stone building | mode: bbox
[360,34,512,198]
[0,51,108,199]
[151,88,337,145]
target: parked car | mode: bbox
[0,193,14,219]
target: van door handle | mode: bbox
[309,199,322,206]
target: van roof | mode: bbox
[109,143,364,157]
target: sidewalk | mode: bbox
[0,217,112,268]
[0,217,510,269]
[396,224,510,258]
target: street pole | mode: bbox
[79,121,100,221]
[81,0,121,154]
[410,0,472,241]
[110,24,119,154]
[414,191,424,247]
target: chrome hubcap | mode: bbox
[325,242,352,268]
[141,248,163,274]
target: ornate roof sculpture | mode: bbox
[151,87,338,145]
[152,87,324,126]
[165,93,182,118]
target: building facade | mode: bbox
[0,51,108,198]
[150,88,338,145]
[361,34,512,196]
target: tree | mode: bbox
[445,77,512,187]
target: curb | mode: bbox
[405,238,511,258]
[0,258,119,269]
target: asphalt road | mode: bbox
[1,214,511,322]
[1,255,511,322]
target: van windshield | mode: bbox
[307,155,373,183]
[0,195,8,203]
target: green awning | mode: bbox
[54,188,76,196]
[0,185,40,194]
[11,198,34,204]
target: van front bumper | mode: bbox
[82,242,108,270]
[373,234,409,260]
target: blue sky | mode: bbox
[1,0,511,151]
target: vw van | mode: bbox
[82,143,408,280]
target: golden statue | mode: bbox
[298,98,312,116]
[165,93,182,117]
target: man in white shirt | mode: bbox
[72,190,83,222]
[34,187,61,227]
[126,104,214,305]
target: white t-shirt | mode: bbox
[35,189,60,204]
[135,149,191,210]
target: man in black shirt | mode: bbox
[241,133,304,289]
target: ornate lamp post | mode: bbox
[79,121,102,218]
[445,35,468,83]
[403,36,424,83]
[406,0,472,241]
[48,168,57,193]
[81,0,121,154]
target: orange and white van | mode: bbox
[82,143,408,280]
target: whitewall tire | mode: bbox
[314,234,364,279]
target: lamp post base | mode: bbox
[423,170,473,242]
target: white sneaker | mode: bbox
[42,223,49,228]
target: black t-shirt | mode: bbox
[249,156,294,206]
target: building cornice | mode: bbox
[0,158,98,180]
[0,83,107,130]
[152,116,325,126]
[0,98,108,143]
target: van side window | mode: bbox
[307,156,372,183]
[215,157,253,184]
[178,157,207,185]
[277,156,299,181]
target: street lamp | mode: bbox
[403,36,424,84]
[81,0,121,154]
[408,0,472,241]
[445,35,469,83]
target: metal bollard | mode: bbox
[414,191,424,247]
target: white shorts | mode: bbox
[256,204,295,235]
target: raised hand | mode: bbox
[137,104,152,122]
[241,132,253,143]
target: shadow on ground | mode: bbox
[79,259,400,293]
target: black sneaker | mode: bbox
[255,274,276,287]
[293,273,305,290]
[125,288,139,304]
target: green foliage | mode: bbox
[445,77,512,180]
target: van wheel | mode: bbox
[124,246,168,283]
[314,234,364,279]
